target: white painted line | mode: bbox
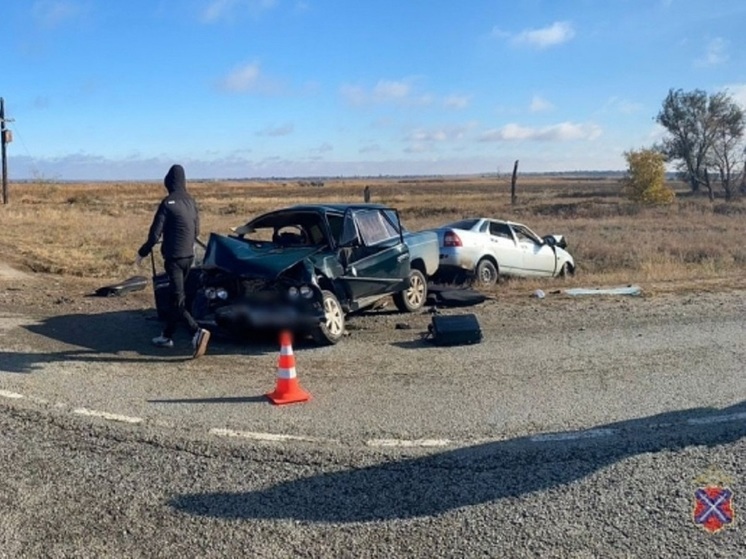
[530,428,617,443]
[73,408,143,424]
[0,389,24,399]
[366,438,452,448]
[209,428,324,443]
[687,412,746,426]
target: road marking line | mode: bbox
[209,428,324,443]
[687,412,746,425]
[530,428,617,443]
[73,408,143,424]
[0,389,24,399]
[366,438,452,448]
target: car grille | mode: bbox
[240,279,284,304]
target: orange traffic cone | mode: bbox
[266,330,312,405]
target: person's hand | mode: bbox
[135,254,144,267]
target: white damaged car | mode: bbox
[431,217,575,286]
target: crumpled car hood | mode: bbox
[202,233,319,279]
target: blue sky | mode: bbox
[3,0,745,180]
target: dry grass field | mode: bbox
[1,175,745,294]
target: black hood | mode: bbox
[164,164,186,194]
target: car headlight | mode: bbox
[216,288,229,300]
[205,287,217,300]
[299,285,313,299]
[288,286,299,299]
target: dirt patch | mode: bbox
[0,262,32,281]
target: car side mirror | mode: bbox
[543,235,556,247]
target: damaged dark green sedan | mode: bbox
[154,204,439,345]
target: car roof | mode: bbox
[444,217,522,228]
[282,203,390,213]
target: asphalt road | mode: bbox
[0,399,743,558]
[0,279,745,557]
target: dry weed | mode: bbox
[0,177,744,290]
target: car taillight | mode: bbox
[443,230,462,247]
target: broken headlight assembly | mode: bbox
[287,285,315,300]
[204,287,230,300]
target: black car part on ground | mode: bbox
[94,276,148,297]
[427,313,483,346]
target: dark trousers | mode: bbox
[163,257,199,338]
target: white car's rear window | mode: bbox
[446,219,480,230]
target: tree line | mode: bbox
[625,88,745,203]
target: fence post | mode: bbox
[510,160,519,206]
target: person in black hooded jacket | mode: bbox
[136,164,210,358]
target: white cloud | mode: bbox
[256,123,294,137]
[403,143,430,154]
[219,62,260,92]
[722,84,746,108]
[479,121,601,142]
[647,123,668,143]
[217,62,281,94]
[312,142,333,153]
[510,21,575,49]
[406,125,472,144]
[293,1,310,13]
[373,80,411,101]
[444,95,471,110]
[529,95,553,112]
[603,97,644,114]
[32,0,83,28]
[695,37,728,67]
[200,0,278,23]
[10,150,626,181]
[359,144,382,154]
[407,129,448,143]
[341,78,432,106]
[340,85,367,106]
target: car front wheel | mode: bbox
[393,269,427,312]
[558,262,573,278]
[312,290,345,345]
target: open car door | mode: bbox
[338,208,411,300]
[510,223,557,276]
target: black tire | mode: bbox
[393,269,428,312]
[475,258,498,287]
[558,262,573,278]
[312,290,345,345]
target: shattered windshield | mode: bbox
[243,212,329,247]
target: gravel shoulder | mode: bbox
[0,270,745,445]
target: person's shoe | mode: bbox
[192,328,211,358]
[152,334,174,348]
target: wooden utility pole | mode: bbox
[510,159,519,206]
[1,97,9,205]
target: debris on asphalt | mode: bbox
[564,285,642,297]
[93,276,148,297]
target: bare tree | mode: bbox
[707,108,745,201]
[656,89,745,200]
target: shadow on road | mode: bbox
[0,310,280,374]
[170,401,746,523]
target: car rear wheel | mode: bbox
[312,290,345,345]
[393,269,427,312]
[475,258,498,287]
